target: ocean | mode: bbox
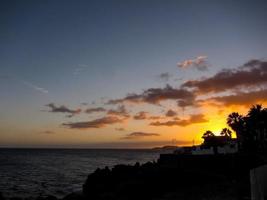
[0,148,166,199]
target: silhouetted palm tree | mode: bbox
[247,104,267,151]
[227,112,244,132]
[248,104,263,118]
[227,105,267,152]
[227,112,246,151]
[220,128,232,138]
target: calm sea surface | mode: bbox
[0,148,166,199]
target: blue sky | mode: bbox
[1,0,267,148]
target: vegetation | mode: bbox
[220,128,232,138]
[202,104,267,153]
[227,104,267,153]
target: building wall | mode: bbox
[192,147,214,155]
[250,165,267,200]
[218,144,238,154]
[191,143,238,155]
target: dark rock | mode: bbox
[62,192,84,200]
[36,195,58,200]
[9,197,23,200]
[4,153,265,200]
[0,192,4,200]
[45,195,58,200]
[82,154,266,200]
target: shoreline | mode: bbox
[1,153,265,200]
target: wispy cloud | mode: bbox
[182,59,267,94]
[85,107,106,114]
[133,111,148,120]
[165,109,177,117]
[63,116,124,129]
[22,81,48,94]
[115,127,126,131]
[177,56,208,71]
[41,130,55,134]
[203,89,267,107]
[150,114,208,127]
[133,112,166,121]
[157,72,172,82]
[148,115,164,120]
[0,75,48,94]
[107,105,130,118]
[43,58,267,133]
[46,103,81,117]
[121,132,160,139]
[73,64,88,75]
[108,85,195,106]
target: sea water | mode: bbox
[0,148,164,198]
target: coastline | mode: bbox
[1,152,265,200]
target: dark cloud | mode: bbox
[85,107,106,114]
[242,59,265,69]
[165,109,177,117]
[148,115,164,120]
[182,59,267,94]
[158,72,172,81]
[205,89,267,106]
[122,132,160,139]
[177,99,197,108]
[150,114,208,127]
[46,103,81,117]
[133,111,148,120]
[150,120,180,127]
[115,127,125,131]
[108,85,195,106]
[133,112,165,120]
[107,105,130,118]
[63,116,124,129]
[41,130,55,134]
[108,93,143,104]
[177,56,208,71]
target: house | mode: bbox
[174,137,238,155]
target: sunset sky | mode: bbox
[1,0,267,148]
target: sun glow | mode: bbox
[208,121,225,135]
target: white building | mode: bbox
[174,140,238,155]
[192,142,238,155]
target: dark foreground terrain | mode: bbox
[0,153,265,200]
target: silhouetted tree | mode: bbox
[227,104,267,153]
[247,105,267,151]
[202,130,215,139]
[220,128,232,139]
[227,112,244,138]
